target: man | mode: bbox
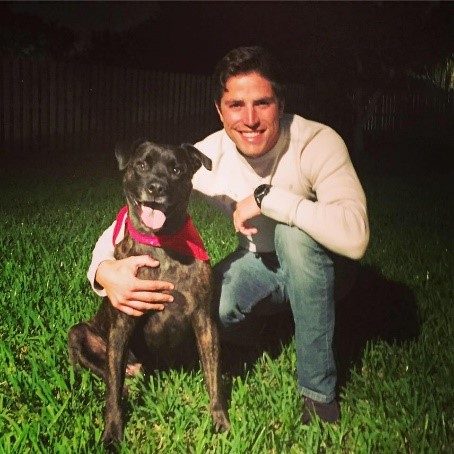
[88,46,369,424]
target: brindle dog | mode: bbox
[68,141,230,447]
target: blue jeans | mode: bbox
[213,224,357,404]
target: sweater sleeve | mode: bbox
[261,129,369,260]
[86,220,117,296]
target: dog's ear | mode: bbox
[115,142,131,170]
[115,139,148,170]
[180,143,212,173]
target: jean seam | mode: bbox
[275,224,336,403]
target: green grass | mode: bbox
[0,164,452,453]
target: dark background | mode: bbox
[3,1,453,84]
[1,1,453,173]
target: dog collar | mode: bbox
[113,206,210,262]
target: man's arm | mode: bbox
[87,220,117,295]
[261,129,369,260]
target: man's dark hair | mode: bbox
[213,46,286,106]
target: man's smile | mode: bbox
[240,130,264,140]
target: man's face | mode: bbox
[216,72,284,158]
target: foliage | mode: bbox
[0,3,77,59]
[0,161,452,452]
[410,55,454,91]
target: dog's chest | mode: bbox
[115,239,212,349]
[115,236,211,297]
[136,248,195,282]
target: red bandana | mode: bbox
[112,206,210,262]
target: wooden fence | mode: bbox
[0,58,223,160]
[1,58,452,164]
[363,89,454,141]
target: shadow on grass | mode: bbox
[217,264,420,388]
[334,265,420,388]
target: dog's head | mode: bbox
[115,140,212,235]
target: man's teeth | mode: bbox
[242,132,261,138]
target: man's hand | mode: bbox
[95,255,174,317]
[233,194,261,236]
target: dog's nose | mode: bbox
[147,182,165,195]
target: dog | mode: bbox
[68,140,230,447]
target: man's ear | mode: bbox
[278,99,285,118]
[215,101,224,123]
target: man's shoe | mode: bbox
[302,396,340,424]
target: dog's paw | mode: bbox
[101,421,123,449]
[213,410,231,433]
[125,361,142,377]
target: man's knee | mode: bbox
[215,282,248,329]
[218,301,240,328]
[275,224,325,265]
[275,223,358,300]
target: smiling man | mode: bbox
[216,71,283,158]
[88,46,369,425]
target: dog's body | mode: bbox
[68,141,230,446]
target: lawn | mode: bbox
[0,157,452,453]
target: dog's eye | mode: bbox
[137,161,148,172]
[172,166,182,176]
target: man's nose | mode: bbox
[243,106,259,127]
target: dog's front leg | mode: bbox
[102,312,137,447]
[192,306,231,432]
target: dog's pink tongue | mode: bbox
[141,206,166,230]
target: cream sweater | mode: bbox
[87,114,369,294]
